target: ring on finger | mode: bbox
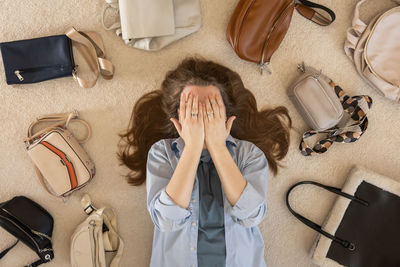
[191,113,198,117]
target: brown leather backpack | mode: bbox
[226,0,335,74]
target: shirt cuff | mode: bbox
[154,188,192,220]
[229,182,265,220]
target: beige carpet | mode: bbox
[1,0,399,266]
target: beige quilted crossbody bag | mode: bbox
[24,111,95,199]
[345,0,400,102]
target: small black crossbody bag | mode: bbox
[0,196,54,267]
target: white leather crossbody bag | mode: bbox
[71,194,124,267]
[24,111,95,198]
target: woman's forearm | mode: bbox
[165,145,202,209]
[209,144,247,206]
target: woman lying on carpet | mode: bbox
[119,57,291,267]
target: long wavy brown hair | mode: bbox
[119,57,291,186]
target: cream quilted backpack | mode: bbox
[345,0,400,102]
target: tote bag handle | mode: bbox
[286,181,369,250]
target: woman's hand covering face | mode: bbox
[170,91,235,149]
[170,92,205,150]
[202,93,236,148]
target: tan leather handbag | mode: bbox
[24,111,95,199]
[71,194,124,267]
[226,0,335,74]
[344,0,400,102]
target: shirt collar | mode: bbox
[171,135,237,159]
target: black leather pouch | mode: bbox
[0,35,74,84]
[0,196,54,266]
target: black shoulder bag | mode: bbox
[0,196,54,267]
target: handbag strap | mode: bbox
[286,181,369,250]
[26,258,48,267]
[102,0,122,33]
[80,194,124,267]
[300,82,373,156]
[0,240,19,259]
[25,111,91,145]
[103,208,124,267]
[0,240,48,267]
[295,0,336,26]
[65,27,115,88]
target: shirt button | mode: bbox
[192,222,197,227]
[190,247,195,251]
[192,199,196,203]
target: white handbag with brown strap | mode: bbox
[102,0,202,51]
[24,111,95,199]
[71,194,124,267]
[344,0,400,102]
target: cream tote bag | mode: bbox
[344,0,400,102]
[102,0,202,51]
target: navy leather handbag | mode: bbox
[0,27,114,88]
[0,35,74,84]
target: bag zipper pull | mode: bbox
[313,69,322,80]
[14,70,24,81]
[297,62,306,73]
[259,61,272,75]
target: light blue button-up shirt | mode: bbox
[146,135,268,267]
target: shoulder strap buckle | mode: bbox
[81,194,97,215]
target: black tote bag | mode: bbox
[286,166,400,267]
